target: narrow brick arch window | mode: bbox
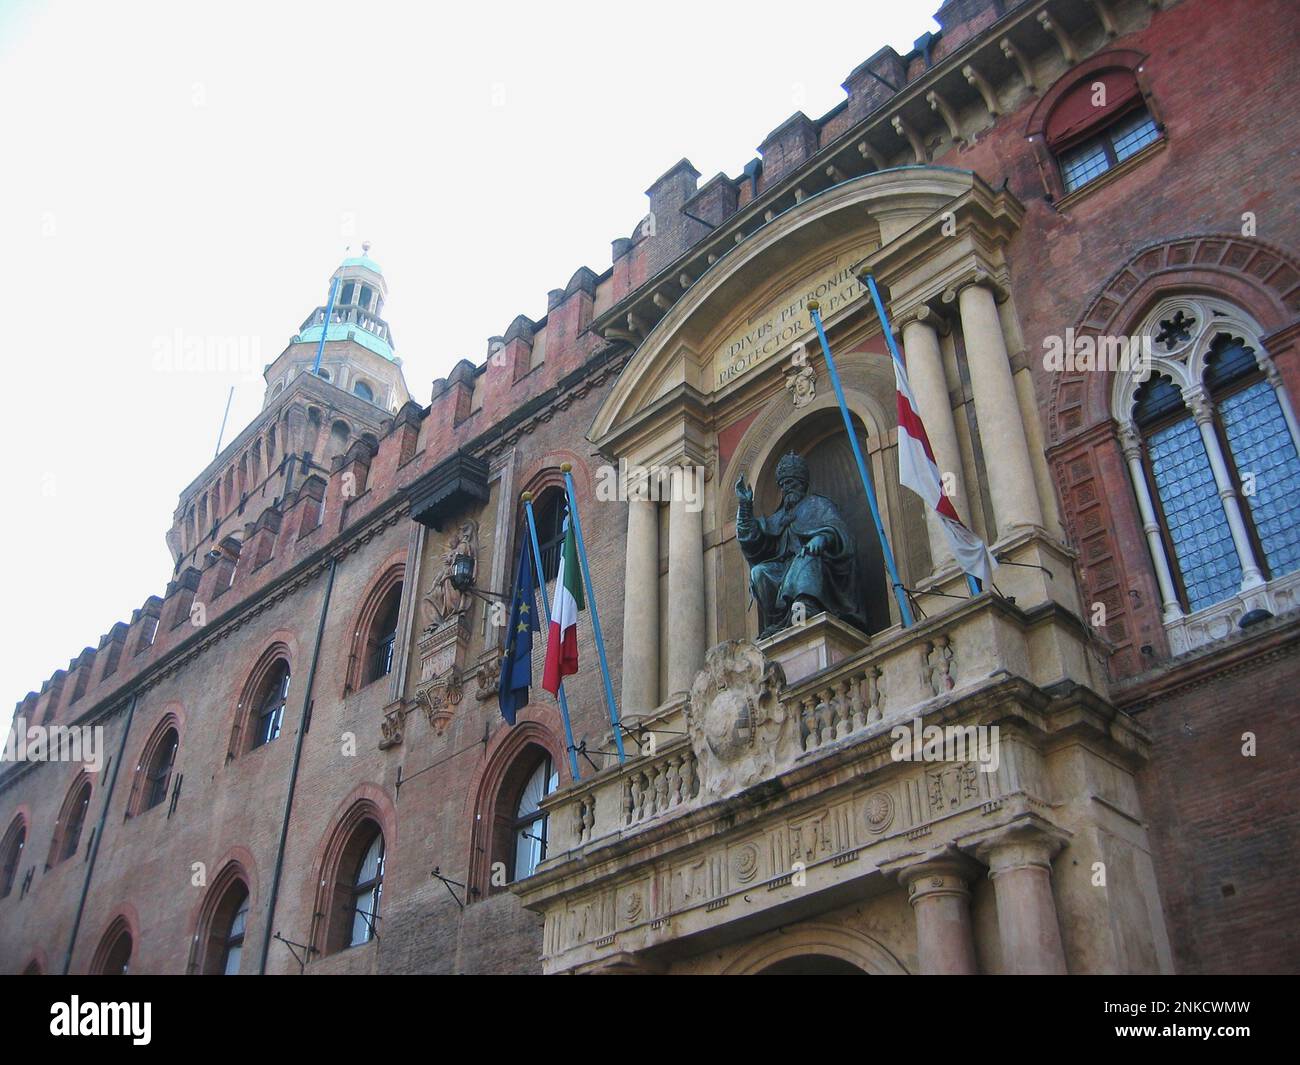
[251,662,291,749]
[229,649,292,759]
[48,777,91,868]
[92,919,132,975]
[1,817,25,898]
[136,727,179,814]
[319,818,386,955]
[508,752,558,882]
[530,487,566,584]
[363,583,402,686]
[208,880,249,975]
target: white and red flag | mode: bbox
[542,512,584,695]
[891,353,996,586]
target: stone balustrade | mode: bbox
[539,594,1106,862]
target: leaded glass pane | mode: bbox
[1203,336,1257,391]
[1111,110,1160,161]
[1147,416,1241,610]
[1061,140,1110,192]
[1219,381,1300,578]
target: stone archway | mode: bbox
[757,954,869,975]
[719,921,910,975]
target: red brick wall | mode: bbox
[1127,625,1300,973]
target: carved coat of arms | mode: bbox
[685,641,795,800]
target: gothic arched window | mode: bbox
[1204,335,1300,579]
[1115,297,1300,648]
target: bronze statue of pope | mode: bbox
[735,451,866,638]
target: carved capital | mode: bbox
[884,848,983,906]
[1117,423,1143,462]
[895,302,952,337]
[1183,384,1214,425]
[941,265,1009,305]
[967,818,1071,878]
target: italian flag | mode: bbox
[542,513,584,695]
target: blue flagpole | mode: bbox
[312,271,341,376]
[807,298,915,628]
[561,464,626,764]
[863,274,981,597]
[523,493,581,782]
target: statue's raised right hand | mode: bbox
[735,474,753,503]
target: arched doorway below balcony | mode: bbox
[757,954,868,975]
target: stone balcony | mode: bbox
[513,594,1170,974]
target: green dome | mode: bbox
[340,254,382,274]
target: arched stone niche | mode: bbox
[718,354,932,643]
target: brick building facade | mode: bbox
[2,0,1298,975]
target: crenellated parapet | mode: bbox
[7,390,434,747]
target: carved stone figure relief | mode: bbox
[420,520,478,631]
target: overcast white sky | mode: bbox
[0,0,939,709]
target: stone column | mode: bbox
[978,824,1068,974]
[1264,360,1300,456]
[901,307,969,568]
[1119,425,1184,623]
[897,858,980,974]
[667,492,706,695]
[620,496,660,714]
[1186,386,1265,589]
[953,277,1044,538]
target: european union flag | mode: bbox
[497,535,538,724]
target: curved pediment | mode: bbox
[590,166,988,448]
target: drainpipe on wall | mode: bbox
[257,554,338,974]
[61,691,140,974]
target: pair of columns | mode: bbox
[895,824,1068,975]
[621,486,706,715]
[899,278,1043,567]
